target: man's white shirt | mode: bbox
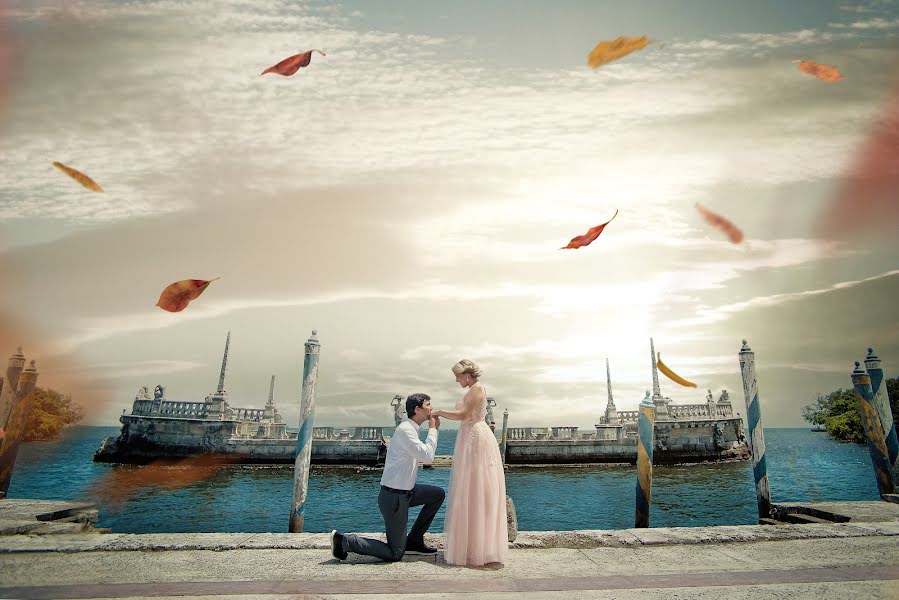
[380,418,438,490]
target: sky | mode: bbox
[0,0,897,430]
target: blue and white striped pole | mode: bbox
[864,348,899,488]
[289,330,321,533]
[739,340,771,522]
[634,390,655,528]
[851,361,896,497]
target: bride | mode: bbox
[433,359,508,567]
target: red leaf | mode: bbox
[696,204,743,244]
[261,49,325,76]
[560,210,618,250]
[818,71,899,238]
[797,60,844,82]
[155,278,218,313]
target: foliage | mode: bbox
[802,377,899,444]
[22,387,84,442]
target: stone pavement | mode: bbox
[0,519,897,600]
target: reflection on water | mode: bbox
[7,427,879,533]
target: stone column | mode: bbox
[851,361,896,497]
[0,352,39,496]
[500,409,509,465]
[739,339,772,521]
[634,391,655,528]
[289,330,321,533]
[863,348,899,488]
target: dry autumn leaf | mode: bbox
[156,278,219,313]
[695,203,743,244]
[560,210,619,250]
[818,71,899,238]
[52,161,103,192]
[797,60,844,82]
[587,36,650,69]
[657,353,698,388]
[261,49,326,76]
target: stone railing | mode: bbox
[353,427,385,441]
[312,427,385,441]
[551,426,579,439]
[232,408,265,421]
[616,411,639,423]
[669,404,712,419]
[157,401,207,417]
[506,427,552,440]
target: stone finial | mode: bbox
[24,360,36,372]
[650,338,661,399]
[864,347,881,370]
[740,339,751,352]
[852,360,866,376]
[217,331,231,394]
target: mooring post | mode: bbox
[739,339,772,522]
[851,361,896,497]
[864,348,899,488]
[0,350,39,495]
[634,390,655,528]
[500,408,509,465]
[289,330,321,533]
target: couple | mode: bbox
[330,359,508,567]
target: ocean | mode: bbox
[5,426,879,533]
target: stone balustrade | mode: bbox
[551,427,579,439]
[353,427,385,441]
[157,402,207,417]
[232,408,265,421]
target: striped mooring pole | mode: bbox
[634,390,655,528]
[0,348,39,496]
[500,408,509,465]
[739,339,772,522]
[863,348,899,488]
[851,360,896,497]
[289,330,321,533]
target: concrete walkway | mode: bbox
[0,501,897,599]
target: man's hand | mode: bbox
[429,415,441,430]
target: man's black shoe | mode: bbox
[330,530,348,560]
[404,540,437,555]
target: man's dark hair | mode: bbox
[405,393,431,418]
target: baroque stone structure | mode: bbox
[503,345,749,465]
[94,333,386,465]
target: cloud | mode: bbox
[830,17,899,29]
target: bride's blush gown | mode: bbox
[444,383,509,566]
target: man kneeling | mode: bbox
[330,393,445,561]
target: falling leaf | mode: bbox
[587,36,650,69]
[560,210,619,250]
[156,278,219,313]
[261,49,326,76]
[657,353,697,388]
[818,69,899,239]
[52,162,103,192]
[695,203,743,244]
[797,60,844,82]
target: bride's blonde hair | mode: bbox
[452,359,482,379]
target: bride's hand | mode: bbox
[432,409,442,418]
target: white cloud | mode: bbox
[830,17,899,29]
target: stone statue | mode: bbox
[153,385,165,400]
[390,395,404,427]
[713,422,725,449]
[137,386,151,400]
[718,390,730,403]
[706,389,714,403]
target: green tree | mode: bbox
[22,387,84,442]
[801,377,899,444]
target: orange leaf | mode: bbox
[560,210,618,250]
[52,161,103,192]
[587,36,650,69]
[797,60,844,82]
[261,49,326,76]
[156,278,218,313]
[695,203,743,244]
[818,70,899,238]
